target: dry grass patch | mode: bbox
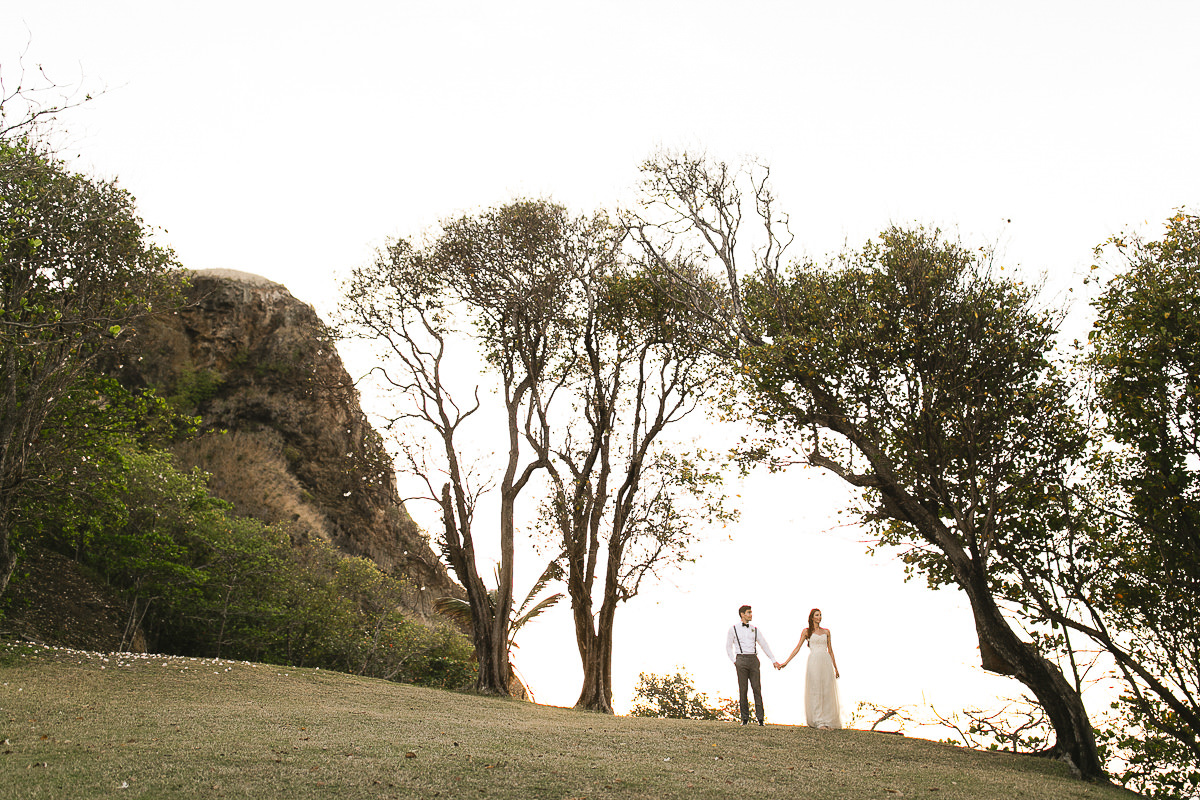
[0,644,1136,799]
[174,429,331,540]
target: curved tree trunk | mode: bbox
[882,479,1106,781]
[959,561,1104,779]
[816,433,1106,781]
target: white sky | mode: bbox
[5,1,1197,729]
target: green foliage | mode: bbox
[430,200,612,360]
[0,133,183,595]
[22,438,475,688]
[1083,211,1200,799]
[739,227,1084,591]
[13,372,199,559]
[269,539,474,688]
[167,362,225,412]
[1098,693,1200,800]
[629,670,731,721]
[1089,211,1199,607]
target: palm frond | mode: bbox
[433,596,473,627]
[512,592,564,635]
[516,556,565,619]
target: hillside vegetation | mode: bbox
[0,643,1134,800]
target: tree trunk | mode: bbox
[959,565,1104,779]
[0,530,16,598]
[572,603,616,714]
[0,493,19,597]
[440,484,511,696]
[471,617,510,696]
[492,484,516,696]
[565,546,617,714]
[838,429,1108,782]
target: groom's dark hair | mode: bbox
[738,604,752,615]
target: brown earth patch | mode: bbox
[0,547,141,653]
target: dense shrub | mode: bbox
[23,440,474,688]
[630,670,735,721]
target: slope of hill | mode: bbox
[0,643,1135,800]
[106,269,460,616]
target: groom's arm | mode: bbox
[758,632,781,668]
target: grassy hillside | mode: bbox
[0,643,1134,800]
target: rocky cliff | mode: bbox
[108,269,460,615]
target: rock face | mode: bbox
[110,269,460,615]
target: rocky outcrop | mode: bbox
[108,269,460,615]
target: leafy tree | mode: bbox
[629,670,733,721]
[964,212,1200,796]
[1013,211,1200,797]
[0,135,181,597]
[35,438,477,687]
[339,200,583,695]
[537,264,733,713]
[1089,212,1199,620]
[631,152,1105,780]
[342,200,726,708]
[15,373,196,562]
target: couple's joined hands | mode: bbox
[776,661,841,678]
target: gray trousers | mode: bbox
[735,653,764,723]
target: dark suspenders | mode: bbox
[733,625,757,655]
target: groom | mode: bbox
[725,604,781,726]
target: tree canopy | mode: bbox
[341,199,731,709]
[0,135,183,596]
[631,152,1104,780]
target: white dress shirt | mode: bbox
[726,622,777,664]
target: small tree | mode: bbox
[630,670,732,721]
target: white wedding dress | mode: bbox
[805,632,842,729]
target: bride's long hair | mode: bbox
[805,608,821,645]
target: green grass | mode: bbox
[0,643,1135,800]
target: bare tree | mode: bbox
[1,49,104,139]
[339,201,584,695]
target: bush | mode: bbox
[629,670,733,720]
[24,440,476,689]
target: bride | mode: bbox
[781,608,842,729]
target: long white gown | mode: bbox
[805,632,842,729]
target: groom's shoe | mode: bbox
[757,721,765,726]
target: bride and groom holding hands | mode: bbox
[725,604,842,729]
